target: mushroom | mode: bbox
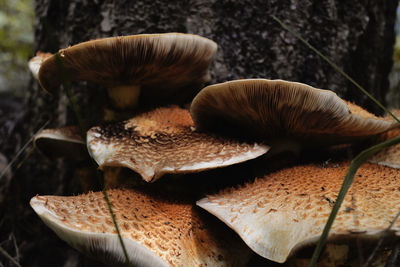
[368,110,400,168]
[34,125,88,160]
[87,106,269,182]
[30,188,251,266]
[190,79,398,147]
[28,51,52,80]
[38,33,217,109]
[197,161,400,263]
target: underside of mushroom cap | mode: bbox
[87,106,269,182]
[30,188,251,267]
[197,162,400,263]
[190,79,398,145]
[38,33,217,106]
[34,125,88,160]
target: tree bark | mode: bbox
[1,0,397,266]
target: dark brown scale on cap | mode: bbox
[87,106,269,182]
[190,79,398,146]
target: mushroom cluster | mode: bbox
[29,33,400,266]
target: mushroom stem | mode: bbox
[108,85,141,109]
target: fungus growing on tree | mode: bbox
[197,162,400,263]
[28,51,52,80]
[37,33,217,109]
[30,188,251,266]
[87,106,269,182]
[190,79,398,146]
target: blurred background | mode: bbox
[0,0,33,97]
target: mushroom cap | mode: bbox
[190,79,398,145]
[30,188,251,266]
[368,127,400,169]
[87,106,269,182]
[197,162,400,263]
[34,125,87,160]
[38,33,217,104]
[28,51,52,80]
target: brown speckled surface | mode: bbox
[87,106,269,182]
[197,162,400,263]
[30,188,251,267]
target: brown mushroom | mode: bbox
[34,125,88,160]
[30,188,251,266]
[28,51,52,80]
[87,106,269,182]
[197,162,400,263]
[38,33,217,109]
[190,79,398,146]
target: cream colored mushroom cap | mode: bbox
[38,33,217,101]
[87,106,269,182]
[190,79,397,145]
[197,162,400,263]
[30,188,251,266]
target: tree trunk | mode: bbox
[1,0,397,266]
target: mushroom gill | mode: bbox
[190,79,398,146]
[37,33,218,109]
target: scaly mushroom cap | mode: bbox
[38,33,217,107]
[190,79,397,145]
[87,106,269,182]
[197,162,400,263]
[28,51,52,80]
[34,125,87,160]
[368,110,400,168]
[30,188,251,266]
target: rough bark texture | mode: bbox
[0,0,398,266]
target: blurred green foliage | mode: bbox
[387,6,400,109]
[0,0,34,95]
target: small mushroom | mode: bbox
[190,79,398,146]
[87,106,269,182]
[38,33,217,109]
[28,51,52,80]
[30,188,251,266]
[197,162,400,263]
[34,125,87,160]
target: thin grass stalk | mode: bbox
[308,136,400,266]
[272,15,400,123]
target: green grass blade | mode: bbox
[308,136,400,267]
[271,15,400,123]
[55,53,132,266]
